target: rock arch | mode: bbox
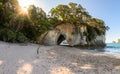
[38,23,105,47]
[57,34,66,45]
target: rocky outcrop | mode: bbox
[38,23,106,47]
[89,35,106,47]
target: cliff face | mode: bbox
[38,23,106,47]
[89,35,106,47]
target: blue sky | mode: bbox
[30,0,120,43]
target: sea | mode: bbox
[94,43,120,56]
[60,41,120,56]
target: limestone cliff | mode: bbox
[38,23,106,47]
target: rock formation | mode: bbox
[38,23,106,47]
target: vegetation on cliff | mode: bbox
[0,0,108,43]
[50,2,109,43]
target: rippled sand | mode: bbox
[0,41,120,74]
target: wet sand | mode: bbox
[0,41,120,74]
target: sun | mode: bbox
[18,0,33,14]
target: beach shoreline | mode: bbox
[0,41,120,74]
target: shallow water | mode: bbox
[94,43,120,56]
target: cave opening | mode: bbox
[57,35,68,45]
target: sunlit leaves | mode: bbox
[0,0,51,42]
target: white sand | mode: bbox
[0,41,120,74]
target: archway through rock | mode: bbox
[57,35,68,45]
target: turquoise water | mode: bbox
[107,43,120,48]
[105,43,120,56]
[95,43,120,56]
[61,42,120,56]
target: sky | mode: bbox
[18,0,120,43]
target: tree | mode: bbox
[0,1,108,43]
[0,0,27,42]
[0,0,51,42]
[49,2,108,42]
[9,5,52,40]
[27,5,51,40]
[50,2,91,25]
[0,0,19,27]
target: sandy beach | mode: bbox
[0,41,120,74]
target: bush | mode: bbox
[7,29,16,42]
[0,28,26,42]
[0,28,16,42]
[16,32,26,42]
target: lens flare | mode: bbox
[18,0,33,14]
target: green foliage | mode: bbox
[16,32,26,42]
[0,28,16,42]
[0,0,108,43]
[27,5,52,39]
[7,29,16,42]
[85,26,96,42]
[0,2,2,9]
[49,2,108,42]
[0,1,51,43]
[0,28,26,42]
[50,2,91,25]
